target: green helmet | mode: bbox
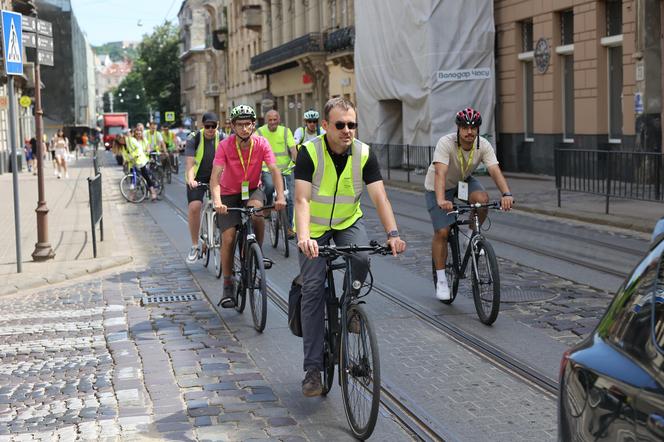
[230,105,256,122]
[303,110,319,120]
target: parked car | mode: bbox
[558,219,664,441]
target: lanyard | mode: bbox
[456,143,475,177]
[236,138,255,181]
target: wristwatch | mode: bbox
[387,230,400,238]
[502,192,513,197]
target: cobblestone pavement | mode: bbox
[0,182,307,441]
[362,206,614,347]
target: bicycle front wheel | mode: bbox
[269,210,279,248]
[120,174,147,203]
[233,232,246,313]
[471,239,501,325]
[322,293,337,395]
[340,304,380,440]
[280,209,290,258]
[200,211,210,268]
[212,215,222,278]
[247,242,267,332]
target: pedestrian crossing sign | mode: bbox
[1,10,22,75]
[165,111,175,122]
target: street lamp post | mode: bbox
[31,40,55,261]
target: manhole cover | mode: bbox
[500,288,558,303]
[140,293,199,305]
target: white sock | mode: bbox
[436,269,447,285]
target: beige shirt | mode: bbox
[424,133,498,191]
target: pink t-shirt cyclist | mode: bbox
[212,133,276,196]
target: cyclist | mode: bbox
[126,123,158,201]
[185,112,222,263]
[222,118,233,136]
[295,97,406,397]
[211,105,287,308]
[161,125,177,171]
[425,107,514,301]
[257,110,297,238]
[293,109,325,147]
[146,121,165,156]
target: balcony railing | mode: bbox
[325,26,354,53]
[250,33,324,73]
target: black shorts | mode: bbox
[187,183,209,203]
[217,189,265,232]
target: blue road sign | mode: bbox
[1,10,23,75]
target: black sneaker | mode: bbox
[301,369,322,397]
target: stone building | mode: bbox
[247,0,356,128]
[495,0,641,174]
[178,0,228,127]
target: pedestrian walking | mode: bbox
[52,128,69,179]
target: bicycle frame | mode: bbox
[448,210,484,281]
[198,186,216,249]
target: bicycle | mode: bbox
[119,166,148,203]
[432,201,501,325]
[268,165,294,257]
[224,205,274,332]
[317,241,392,440]
[147,152,165,196]
[195,183,222,278]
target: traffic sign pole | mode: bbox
[3,10,24,272]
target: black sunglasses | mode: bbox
[204,124,218,129]
[305,119,318,123]
[334,121,357,130]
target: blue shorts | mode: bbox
[425,176,485,231]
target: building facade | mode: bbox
[247,0,355,128]
[178,0,229,128]
[495,0,641,174]
[225,0,267,121]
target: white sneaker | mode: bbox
[186,245,199,263]
[53,169,57,176]
[56,172,61,179]
[435,275,450,301]
[65,172,69,179]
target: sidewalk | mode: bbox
[0,154,131,295]
[385,171,663,234]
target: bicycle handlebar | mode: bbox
[225,205,274,215]
[318,240,393,258]
[448,201,500,215]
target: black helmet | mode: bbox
[202,112,219,124]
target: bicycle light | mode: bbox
[352,280,362,290]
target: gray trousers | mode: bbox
[299,219,370,371]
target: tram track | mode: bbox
[391,209,633,279]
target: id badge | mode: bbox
[458,181,469,201]
[241,181,250,201]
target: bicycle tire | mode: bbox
[166,164,172,184]
[151,165,165,196]
[471,238,501,325]
[322,292,337,395]
[120,174,147,203]
[340,304,380,440]
[212,215,222,278]
[269,210,279,248]
[247,242,267,332]
[233,232,246,313]
[201,211,210,267]
[173,155,179,175]
[280,209,290,258]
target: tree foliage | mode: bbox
[93,42,138,62]
[111,22,181,127]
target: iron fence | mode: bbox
[555,148,664,214]
[370,143,434,184]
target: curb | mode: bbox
[0,255,133,296]
[383,179,654,233]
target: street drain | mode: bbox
[140,294,199,305]
[500,288,558,303]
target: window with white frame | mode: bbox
[558,10,574,142]
[603,0,623,142]
[518,20,534,141]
